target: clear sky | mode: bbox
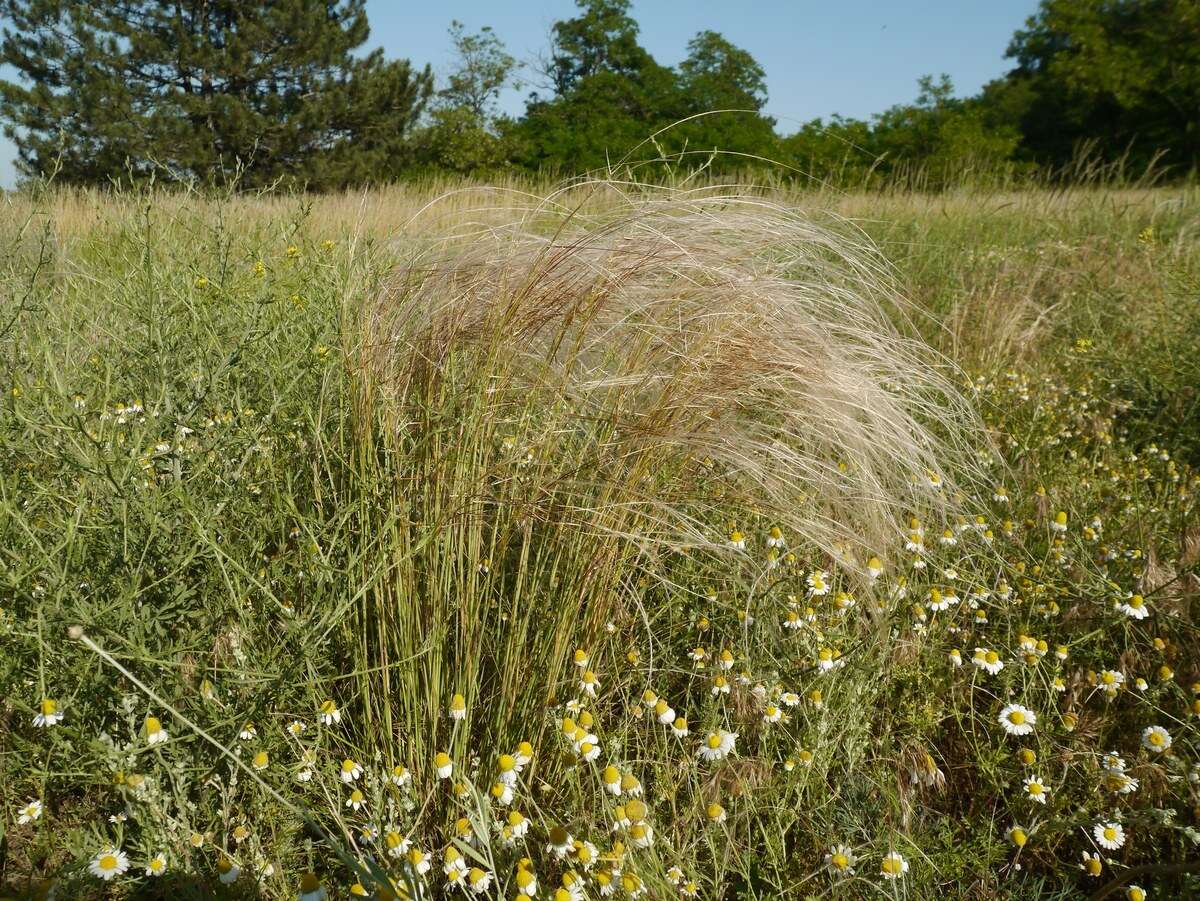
[0,0,1041,187]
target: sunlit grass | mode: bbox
[1,178,1197,899]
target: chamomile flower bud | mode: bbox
[435,752,453,779]
[448,693,467,720]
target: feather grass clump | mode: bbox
[348,181,982,760]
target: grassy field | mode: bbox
[1,179,1198,900]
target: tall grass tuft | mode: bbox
[346,181,981,771]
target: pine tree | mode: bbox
[0,0,433,188]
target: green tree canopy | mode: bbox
[510,1,778,175]
[987,0,1200,171]
[0,0,433,188]
[409,21,518,174]
[547,0,652,95]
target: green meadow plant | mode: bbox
[0,179,1196,899]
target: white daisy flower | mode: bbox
[1093,821,1125,850]
[998,704,1037,736]
[217,857,240,884]
[1115,593,1149,619]
[299,872,327,901]
[806,569,830,597]
[33,698,64,727]
[317,699,341,725]
[468,867,493,894]
[1142,725,1171,753]
[825,844,857,875]
[880,851,908,879]
[17,799,43,824]
[696,730,737,762]
[89,848,131,881]
[972,648,1004,675]
[390,764,411,786]
[1023,775,1050,804]
[143,716,168,745]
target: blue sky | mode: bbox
[0,0,1041,187]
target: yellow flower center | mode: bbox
[99,855,117,871]
[1008,711,1025,725]
[707,734,722,749]
[1103,827,1117,841]
[831,852,848,869]
[882,856,902,874]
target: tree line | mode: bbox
[1,0,1196,190]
